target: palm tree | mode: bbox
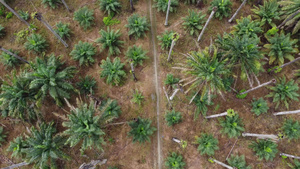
[165,152,186,169]
[227,154,251,169]
[96,28,124,56]
[100,57,126,86]
[128,117,157,143]
[231,16,262,39]
[0,73,38,121]
[196,133,219,156]
[0,126,6,146]
[174,46,231,103]
[26,54,76,106]
[278,0,300,34]
[249,139,278,161]
[219,113,245,138]
[63,98,119,153]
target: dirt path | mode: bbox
[147,0,162,168]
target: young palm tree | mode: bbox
[99,99,121,121]
[24,33,48,54]
[153,0,179,13]
[125,45,148,66]
[26,54,76,106]
[131,89,144,106]
[164,74,179,88]
[192,92,214,119]
[76,75,97,95]
[196,133,219,156]
[182,9,206,37]
[7,136,27,158]
[73,6,94,30]
[0,49,21,68]
[0,126,6,146]
[126,14,149,39]
[70,41,96,66]
[157,30,176,50]
[96,28,124,56]
[209,0,232,20]
[282,119,300,141]
[165,152,186,169]
[54,22,71,39]
[231,16,262,39]
[226,154,251,169]
[174,46,231,103]
[128,117,157,143]
[99,0,122,16]
[42,0,61,9]
[100,57,126,86]
[165,109,182,126]
[63,98,119,153]
[278,0,300,34]
[250,98,269,116]
[266,77,299,110]
[0,73,38,121]
[219,113,245,138]
[252,0,281,28]
[249,139,278,161]
[264,31,298,66]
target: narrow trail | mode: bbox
[147,0,162,168]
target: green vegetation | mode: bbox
[153,0,179,13]
[252,0,281,28]
[157,30,176,50]
[55,22,71,39]
[219,114,245,138]
[76,75,97,95]
[250,139,278,161]
[103,16,120,26]
[128,117,157,143]
[24,34,48,53]
[73,6,95,30]
[18,10,29,20]
[165,152,186,169]
[196,133,219,156]
[126,14,149,39]
[126,45,148,66]
[266,77,299,110]
[165,110,182,126]
[70,41,96,66]
[231,16,262,39]
[0,126,6,146]
[279,0,300,34]
[193,92,214,118]
[131,89,144,106]
[282,119,300,141]
[0,49,20,68]
[182,10,206,37]
[0,24,5,38]
[7,136,26,158]
[97,28,124,56]
[227,154,251,169]
[251,98,269,116]
[99,0,122,16]
[209,0,232,20]
[100,57,126,86]
[99,99,121,120]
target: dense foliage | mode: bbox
[126,45,148,66]
[196,133,219,156]
[128,117,157,143]
[266,77,299,109]
[250,98,269,116]
[219,114,245,138]
[76,75,97,95]
[100,57,126,86]
[250,139,278,161]
[157,30,176,50]
[231,16,262,39]
[165,109,182,126]
[70,41,96,66]
[252,0,281,28]
[182,10,206,36]
[165,152,186,169]
[282,119,300,141]
[227,154,251,169]
[126,14,149,39]
[97,28,124,56]
[55,22,71,39]
[99,0,122,16]
[279,0,300,34]
[153,0,179,13]
[24,33,48,53]
[73,6,95,30]
[209,0,232,20]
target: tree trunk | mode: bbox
[172,137,181,143]
[130,61,138,81]
[205,111,227,119]
[271,56,300,73]
[278,10,300,29]
[228,0,247,23]
[239,79,276,95]
[163,86,172,107]
[164,0,172,26]
[242,133,278,142]
[61,0,71,12]
[209,158,234,169]
[167,39,175,62]
[198,7,217,41]
[2,162,29,169]
[280,153,300,160]
[0,0,31,28]
[169,88,180,101]
[130,0,135,12]
[0,46,29,64]
[34,13,69,48]
[274,109,300,116]
[79,159,107,169]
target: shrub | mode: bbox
[42,0,61,9]
[126,45,148,66]
[24,33,48,53]
[55,22,71,39]
[128,117,157,143]
[165,152,186,169]
[153,0,179,13]
[165,110,182,126]
[227,154,251,169]
[126,14,149,39]
[103,16,120,26]
[182,10,206,36]
[250,139,278,161]
[252,0,280,28]
[157,30,176,50]
[196,133,219,156]
[231,16,262,39]
[70,41,96,66]
[14,29,29,42]
[99,0,122,16]
[131,89,144,106]
[219,114,245,138]
[164,74,179,87]
[264,31,298,66]
[76,75,97,95]
[96,28,124,56]
[0,24,6,38]
[74,6,95,30]
[6,12,12,19]
[209,0,232,20]
[0,49,21,68]
[282,119,300,141]
[18,10,29,20]
[251,98,269,116]
[193,92,214,119]
[100,57,126,86]
[266,77,299,110]
[0,127,6,146]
